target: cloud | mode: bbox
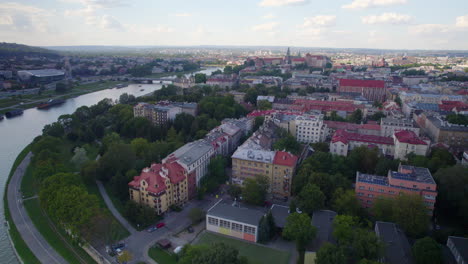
[251,22,279,31]
[455,14,468,28]
[173,13,192,17]
[100,15,123,30]
[301,15,336,27]
[342,0,407,9]
[408,24,451,35]
[361,13,412,24]
[0,2,51,32]
[262,13,276,19]
[259,0,308,7]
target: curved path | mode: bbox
[6,152,67,264]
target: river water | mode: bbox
[0,67,219,263]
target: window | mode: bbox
[208,217,219,226]
[244,226,255,235]
[220,219,230,229]
[231,223,243,232]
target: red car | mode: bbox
[156,222,165,228]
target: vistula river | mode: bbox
[0,67,219,263]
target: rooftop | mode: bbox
[395,164,436,184]
[18,69,65,77]
[168,139,213,166]
[339,79,385,88]
[310,210,337,251]
[447,236,468,263]
[207,201,265,226]
[375,221,413,264]
[273,151,298,167]
[394,130,427,145]
[270,204,290,228]
[331,129,394,145]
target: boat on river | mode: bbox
[37,99,66,109]
[5,109,24,118]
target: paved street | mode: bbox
[6,152,67,264]
[97,180,220,264]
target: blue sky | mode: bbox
[0,0,467,49]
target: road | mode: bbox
[97,181,220,264]
[6,152,68,264]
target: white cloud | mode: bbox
[262,13,276,19]
[408,24,451,35]
[259,0,308,7]
[342,0,407,9]
[100,15,123,30]
[362,13,412,25]
[251,22,279,31]
[0,2,51,32]
[455,14,468,28]
[173,13,192,17]
[301,15,336,27]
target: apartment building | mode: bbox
[231,121,298,198]
[128,161,188,215]
[294,114,327,143]
[133,101,197,126]
[330,129,394,157]
[393,130,429,160]
[355,164,437,214]
[338,79,386,102]
[380,117,420,137]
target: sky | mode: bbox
[0,0,467,50]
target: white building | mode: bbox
[380,117,420,137]
[393,130,430,160]
[294,114,327,143]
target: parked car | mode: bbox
[156,222,165,228]
[187,226,194,233]
[112,243,125,251]
[146,226,157,233]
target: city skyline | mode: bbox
[0,0,467,50]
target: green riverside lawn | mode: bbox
[3,144,41,264]
[195,232,291,264]
[148,247,178,264]
[18,140,129,264]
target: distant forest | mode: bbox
[0,42,60,58]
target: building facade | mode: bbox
[338,79,386,102]
[330,129,394,157]
[294,114,327,143]
[355,164,437,214]
[206,201,264,243]
[393,130,429,160]
[380,117,420,137]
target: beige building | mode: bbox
[393,130,430,160]
[128,162,188,215]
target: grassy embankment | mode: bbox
[20,140,130,264]
[3,144,41,264]
[195,232,291,264]
[0,80,127,115]
[148,247,178,264]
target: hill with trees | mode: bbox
[0,42,60,58]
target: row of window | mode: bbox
[208,217,256,234]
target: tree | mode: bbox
[70,147,88,169]
[242,175,269,206]
[392,194,429,237]
[253,116,264,131]
[98,143,136,182]
[244,88,258,105]
[188,208,205,225]
[311,142,329,152]
[80,160,99,185]
[42,122,65,137]
[348,109,363,124]
[227,184,242,199]
[283,213,316,256]
[371,197,394,222]
[412,237,443,264]
[316,243,346,264]
[273,134,301,155]
[195,73,207,83]
[332,188,361,217]
[296,183,325,215]
[179,243,248,264]
[434,165,468,225]
[266,210,276,238]
[395,96,402,107]
[258,215,271,243]
[257,100,272,110]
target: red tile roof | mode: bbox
[128,161,186,194]
[273,151,298,167]
[331,129,394,145]
[394,130,427,145]
[339,79,385,88]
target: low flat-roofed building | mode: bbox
[269,204,290,229]
[309,210,337,251]
[17,69,65,83]
[375,221,413,264]
[206,201,265,243]
[447,236,468,264]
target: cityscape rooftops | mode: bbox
[427,116,468,131]
[207,201,265,226]
[394,130,427,145]
[17,69,65,77]
[356,172,389,187]
[394,164,435,184]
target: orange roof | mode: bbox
[273,151,298,167]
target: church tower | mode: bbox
[286,47,291,64]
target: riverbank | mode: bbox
[3,144,40,264]
[0,80,128,115]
